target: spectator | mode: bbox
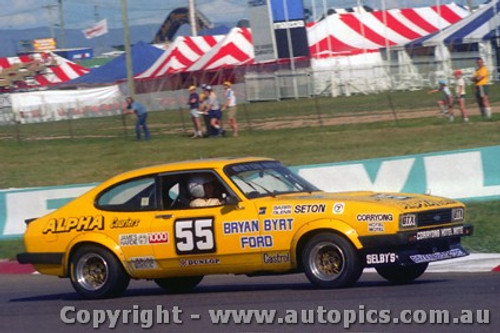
[429,80,454,121]
[205,86,224,136]
[187,85,203,138]
[471,57,492,119]
[198,84,211,135]
[124,97,150,141]
[188,175,222,208]
[453,70,469,122]
[222,81,239,137]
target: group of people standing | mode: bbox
[429,57,492,122]
[123,81,239,141]
[188,82,238,138]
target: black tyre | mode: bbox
[302,233,362,288]
[70,245,130,299]
[154,276,204,293]
[376,263,428,284]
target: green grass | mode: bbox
[1,88,500,258]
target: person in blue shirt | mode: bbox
[125,97,150,141]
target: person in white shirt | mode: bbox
[453,70,469,122]
[428,80,454,122]
[188,175,222,208]
[222,81,239,137]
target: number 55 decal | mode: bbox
[175,218,216,255]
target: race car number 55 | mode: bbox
[175,218,216,254]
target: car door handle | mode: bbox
[155,214,173,219]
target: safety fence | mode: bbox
[0,57,498,141]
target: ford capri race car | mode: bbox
[18,157,473,299]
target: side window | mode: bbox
[96,177,157,211]
[161,171,232,210]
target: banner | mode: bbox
[9,85,123,123]
[82,19,108,39]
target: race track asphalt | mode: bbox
[0,271,498,332]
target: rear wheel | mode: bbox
[154,276,203,293]
[302,233,362,288]
[376,263,428,284]
[70,245,130,299]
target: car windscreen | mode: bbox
[224,161,319,198]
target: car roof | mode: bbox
[103,156,276,185]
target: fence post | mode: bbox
[178,107,187,135]
[386,92,399,125]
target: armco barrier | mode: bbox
[1,146,499,239]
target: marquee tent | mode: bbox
[136,35,224,78]
[308,3,470,58]
[68,41,164,84]
[402,1,500,83]
[407,0,500,46]
[0,52,89,87]
[186,27,254,72]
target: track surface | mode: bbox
[0,272,498,332]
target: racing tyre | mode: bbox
[154,276,204,293]
[302,233,362,288]
[376,263,428,284]
[70,245,130,299]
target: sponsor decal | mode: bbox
[223,220,259,234]
[42,215,104,234]
[410,248,467,263]
[258,207,267,215]
[333,202,345,214]
[400,215,417,227]
[178,258,221,267]
[263,218,293,231]
[452,208,464,221]
[110,217,140,229]
[294,204,326,214]
[356,214,394,222]
[366,252,397,265]
[368,222,385,232]
[241,235,273,249]
[119,232,169,246]
[175,218,216,255]
[272,205,292,215]
[416,226,464,241]
[263,252,291,264]
[402,198,456,210]
[273,20,305,29]
[372,193,410,200]
[130,256,158,270]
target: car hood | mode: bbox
[272,191,461,211]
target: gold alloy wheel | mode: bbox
[75,253,109,291]
[308,241,346,281]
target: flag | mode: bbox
[82,19,108,39]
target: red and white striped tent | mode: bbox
[0,52,89,86]
[308,3,470,58]
[136,35,224,78]
[187,27,254,72]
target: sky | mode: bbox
[0,0,484,31]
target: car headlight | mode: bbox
[400,214,417,228]
[451,207,464,222]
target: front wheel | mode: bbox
[302,233,362,288]
[154,276,203,293]
[376,263,428,284]
[70,245,130,299]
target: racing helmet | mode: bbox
[438,79,447,85]
[188,175,212,198]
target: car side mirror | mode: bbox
[224,195,240,206]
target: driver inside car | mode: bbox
[188,175,223,208]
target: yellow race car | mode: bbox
[17,157,473,299]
